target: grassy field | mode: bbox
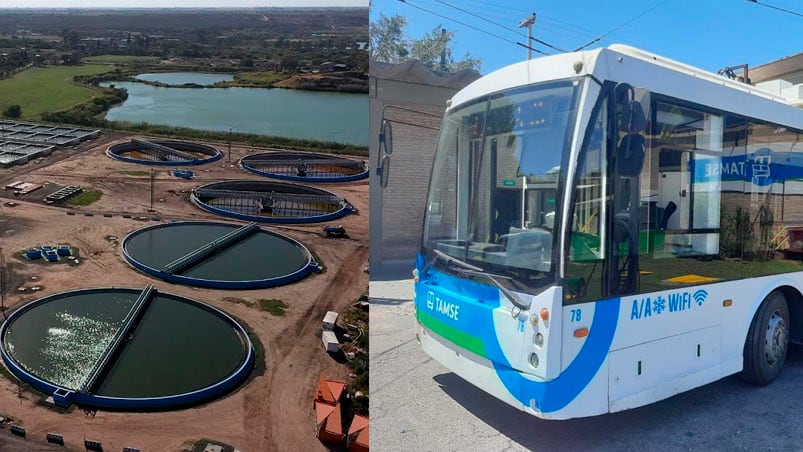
[223,297,288,316]
[0,65,113,119]
[224,71,290,87]
[256,299,288,316]
[68,189,103,207]
[82,55,162,64]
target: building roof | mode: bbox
[750,51,803,85]
[324,402,343,437]
[348,414,369,450]
[370,59,480,89]
[355,426,369,448]
[315,401,336,426]
[315,375,346,405]
[348,414,369,435]
[323,311,339,325]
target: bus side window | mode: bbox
[566,100,606,303]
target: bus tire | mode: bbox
[741,291,789,385]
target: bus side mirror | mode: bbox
[379,119,393,155]
[614,84,649,177]
[377,154,391,188]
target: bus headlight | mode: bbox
[529,352,539,368]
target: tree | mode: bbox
[280,55,299,72]
[3,104,21,119]
[370,14,481,73]
[370,14,409,63]
[410,27,481,73]
[60,29,80,50]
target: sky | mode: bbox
[0,0,367,7]
[370,0,803,75]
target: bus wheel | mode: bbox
[741,291,790,385]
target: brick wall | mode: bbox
[381,104,444,261]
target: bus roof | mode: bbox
[449,45,803,131]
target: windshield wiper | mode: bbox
[428,249,531,311]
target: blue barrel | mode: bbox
[41,245,53,251]
[57,246,72,257]
[45,251,59,262]
[26,249,42,259]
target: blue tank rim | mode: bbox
[121,220,320,289]
[0,287,254,410]
[106,139,223,166]
[239,151,368,183]
[190,180,354,224]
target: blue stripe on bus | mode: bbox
[417,253,620,413]
[490,297,619,413]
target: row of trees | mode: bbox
[370,14,481,73]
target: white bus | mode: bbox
[410,44,803,419]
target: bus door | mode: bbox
[658,149,692,232]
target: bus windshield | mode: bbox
[422,79,583,293]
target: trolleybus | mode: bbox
[410,44,803,419]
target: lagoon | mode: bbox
[102,80,368,146]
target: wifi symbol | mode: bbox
[693,289,708,306]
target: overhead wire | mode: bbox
[534,22,598,42]
[428,0,569,53]
[452,0,600,34]
[433,0,598,46]
[454,0,534,17]
[574,0,673,51]
[397,0,550,56]
[538,14,599,36]
[452,0,599,40]
[745,0,803,19]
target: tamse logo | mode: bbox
[427,291,461,321]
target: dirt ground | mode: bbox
[0,134,368,451]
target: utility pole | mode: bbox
[518,13,536,60]
[440,28,447,72]
[0,246,5,320]
[228,127,232,163]
[149,168,155,212]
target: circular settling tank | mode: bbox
[191,180,353,223]
[0,287,253,410]
[123,221,319,289]
[107,138,222,165]
[240,151,368,182]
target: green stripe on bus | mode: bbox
[417,309,486,357]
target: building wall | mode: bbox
[369,76,467,276]
[380,103,443,263]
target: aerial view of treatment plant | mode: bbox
[0,6,368,452]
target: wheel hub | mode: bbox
[765,311,788,365]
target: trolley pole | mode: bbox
[519,13,536,60]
